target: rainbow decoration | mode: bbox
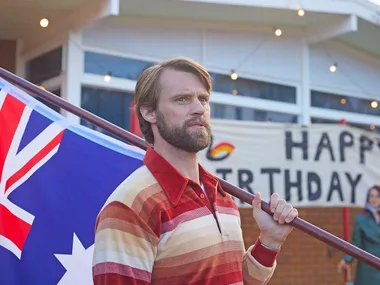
[209,142,235,160]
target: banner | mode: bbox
[0,78,144,284]
[199,119,380,208]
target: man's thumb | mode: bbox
[252,192,262,212]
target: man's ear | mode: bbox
[140,106,157,124]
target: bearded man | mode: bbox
[92,57,298,285]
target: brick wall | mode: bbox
[240,207,362,285]
[0,39,17,73]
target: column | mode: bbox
[300,40,310,125]
[61,32,84,124]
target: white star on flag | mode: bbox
[54,233,94,285]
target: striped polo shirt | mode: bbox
[92,147,278,285]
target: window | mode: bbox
[83,52,297,105]
[211,103,298,123]
[84,52,154,81]
[210,72,296,104]
[311,90,380,116]
[81,87,133,140]
[26,47,62,84]
[311,117,379,134]
[310,117,338,124]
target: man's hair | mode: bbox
[134,57,212,144]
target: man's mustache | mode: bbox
[185,118,210,128]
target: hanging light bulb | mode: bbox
[340,98,346,104]
[298,9,305,16]
[330,63,337,72]
[230,70,238,80]
[104,72,112,82]
[370,124,375,130]
[274,28,282,37]
[371,100,378,109]
[232,89,238,95]
[40,18,49,28]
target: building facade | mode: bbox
[1,0,380,284]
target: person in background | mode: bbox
[92,57,299,285]
[338,185,380,285]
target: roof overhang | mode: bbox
[0,0,119,56]
[117,0,380,57]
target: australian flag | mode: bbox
[0,77,145,285]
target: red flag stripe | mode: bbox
[0,94,26,184]
[5,130,64,193]
[0,204,31,251]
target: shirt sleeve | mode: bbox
[242,240,278,285]
[92,201,158,285]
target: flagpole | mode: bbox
[1,67,379,271]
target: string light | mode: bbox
[340,98,346,104]
[371,100,378,109]
[232,89,238,95]
[230,70,238,80]
[330,63,337,72]
[104,72,112,82]
[274,28,282,37]
[298,9,305,16]
[40,18,49,28]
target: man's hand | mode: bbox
[252,192,298,250]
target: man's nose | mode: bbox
[190,98,206,115]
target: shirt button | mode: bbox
[200,193,205,199]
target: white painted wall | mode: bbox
[81,17,303,86]
[310,40,380,100]
[82,17,203,63]
[203,29,302,84]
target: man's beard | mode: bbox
[156,111,211,152]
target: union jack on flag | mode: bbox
[0,77,144,285]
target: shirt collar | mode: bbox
[143,147,226,206]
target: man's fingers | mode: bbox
[269,193,280,213]
[254,193,298,224]
[272,199,286,221]
[278,204,293,224]
[285,208,298,223]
